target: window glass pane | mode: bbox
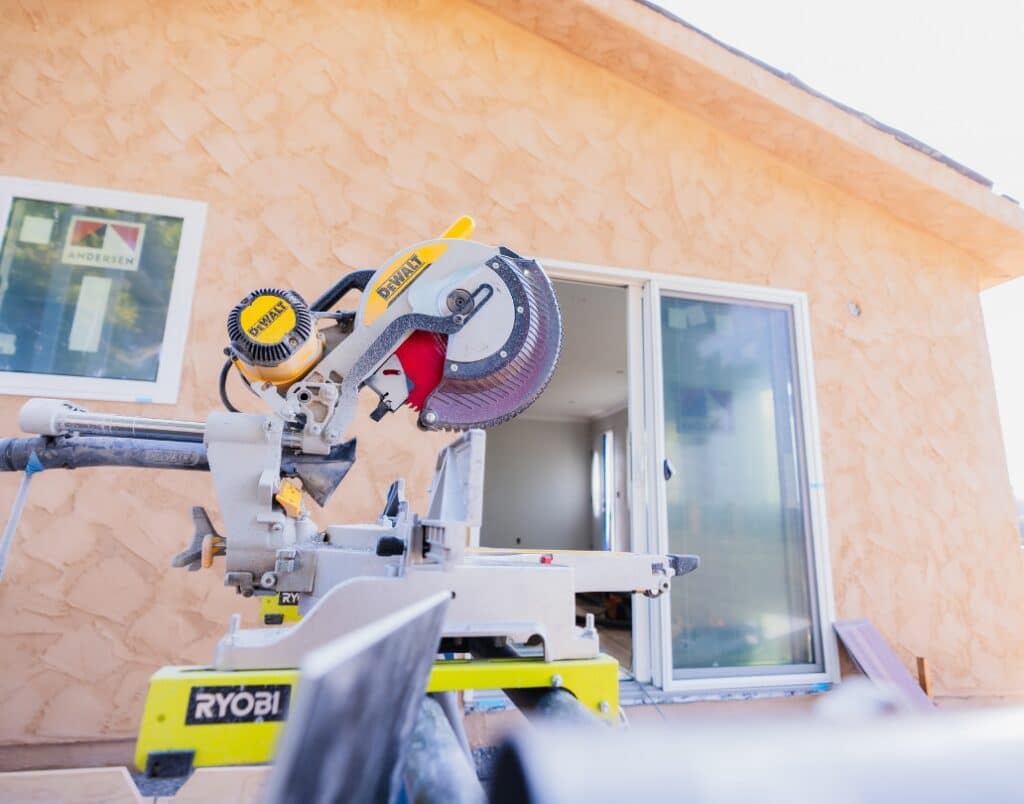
[0,197,183,382]
[660,296,820,675]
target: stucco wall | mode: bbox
[0,0,1020,745]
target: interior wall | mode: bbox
[526,280,628,420]
[481,418,593,551]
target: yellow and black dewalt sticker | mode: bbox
[364,242,448,325]
[239,294,297,344]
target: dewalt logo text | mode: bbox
[247,300,288,338]
[363,242,448,325]
[375,254,427,302]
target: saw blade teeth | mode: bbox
[419,256,562,431]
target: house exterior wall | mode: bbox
[0,0,1020,746]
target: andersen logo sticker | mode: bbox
[62,215,146,271]
[185,684,291,725]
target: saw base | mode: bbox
[135,654,619,775]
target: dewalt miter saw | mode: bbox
[221,215,561,451]
[0,217,697,771]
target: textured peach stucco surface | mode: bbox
[0,0,1021,746]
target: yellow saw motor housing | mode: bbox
[227,288,323,387]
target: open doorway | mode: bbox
[480,280,633,668]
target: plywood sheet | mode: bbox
[0,767,142,803]
[161,766,269,804]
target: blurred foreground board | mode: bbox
[834,619,934,710]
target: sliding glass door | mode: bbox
[540,261,836,691]
[653,289,832,686]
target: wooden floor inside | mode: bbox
[576,594,632,670]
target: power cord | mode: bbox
[218,357,240,412]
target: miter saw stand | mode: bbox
[135,428,698,774]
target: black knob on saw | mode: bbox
[376,536,406,557]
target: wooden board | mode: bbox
[0,767,142,803]
[834,619,934,710]
[158,766,270,803]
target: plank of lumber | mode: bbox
[916,656,933,699]
[833,619,934,711]
[0,767,142,803]
[161,766,270,804]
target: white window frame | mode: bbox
[542,257,839,694]
[0,177,206,404]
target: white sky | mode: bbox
[657,1,1024,498]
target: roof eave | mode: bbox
[473,0,1024,285]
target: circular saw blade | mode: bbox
[418,254,562,431]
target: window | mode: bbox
[0,178,206,403]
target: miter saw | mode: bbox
[0,217,697,771]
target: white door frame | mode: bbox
[541,257,839,693]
